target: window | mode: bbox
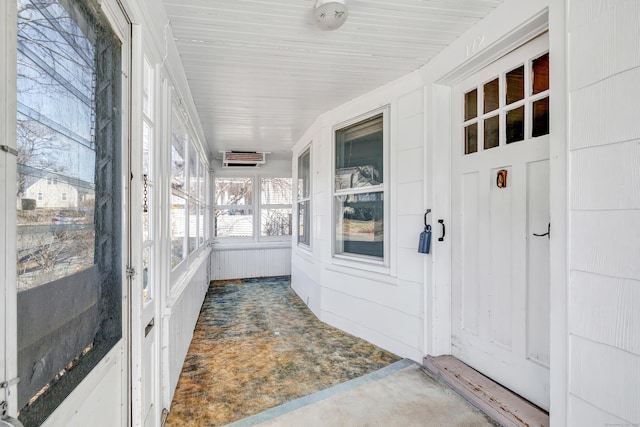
[334,111,387,261]
[61,192,67,201]
[214,177,254,237]
[463,52,549,154]
[260,178,292,237]
[15,0,122,423]
[170,109,187,268]
[297,147,311,247]
[142,56,154,302]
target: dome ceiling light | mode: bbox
[314,0,348,31]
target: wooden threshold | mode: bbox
[423,355,549,427]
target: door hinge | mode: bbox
[0,145,18,157]
[126,266,136,278]
[0,377,19,389]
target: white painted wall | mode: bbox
[291,74,427,362]
[566,1,640,425]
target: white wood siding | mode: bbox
[291,82,426,362]
[211,247,291,280]
[567,1,640,425]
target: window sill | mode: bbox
[325,262,398,287]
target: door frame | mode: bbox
[424,1,568,424]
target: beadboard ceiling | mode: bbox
[162,0,504,160]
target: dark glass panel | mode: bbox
[465,89,478,121]
[484,115,500,149]
[484,78,499,113]
[532,97,550,137]
[532,53,549,95]
[465,123,478,154]
[506,65,525,104]
[506,106,525,144]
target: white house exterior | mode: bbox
[1,0,639,427]
[24,176,80,209]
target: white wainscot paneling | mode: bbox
[571,210,640,280]
[570,68,640,151]
[569,394,632,427]
[571,140,640,210]
[291,253,321,316]
[396,214,423,250]
[43,343,124,427]
[568,0,640,91]
[211,246,292,280]
[570,336,640,424]
[320,268,422,360]
[397,147,424,184]
[397,181,423,216]
[397,89,424,119]
[165,257,210,404]
[396,247,425,284]
[397,114,424,151]
[570,271,640,355]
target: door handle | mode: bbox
[533,222,551,239]
[438,219,445,242]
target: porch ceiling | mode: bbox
[162,0,504,160]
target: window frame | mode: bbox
[213,175,256,240]
[296,145,312,250]
[331,106,390,268]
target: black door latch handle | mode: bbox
[438,219,445,242]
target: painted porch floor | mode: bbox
[165,276,401,427]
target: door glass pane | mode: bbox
[532,53,549,95]
[335,114,383,190]
[335,192,384,258]
[484,115,500,149]
[464,123,478,154]
[506,106,525,144]
[532,97,550,137]
[143,190,151,241]
[464,89,477,120]
[506,65,525,104]
[143,246,151,303]
[16,0,122,423]
[484,78,499,113]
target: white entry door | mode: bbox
[451,33,550,409]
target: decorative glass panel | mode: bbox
[532,97,550,137]
[465,123,478,154]
[464,89,477,121]
[484,115,500,149]
[506,65,525,104]
[335,114,383,190]
[484,78,499,113]
[506,106,525,144]
[335,192,384,258]
[215,208,253,237]
[532,53,549,95]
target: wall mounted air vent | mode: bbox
[222,151,267,168]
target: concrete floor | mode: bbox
[228,360,497,427]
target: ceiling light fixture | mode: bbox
[314,0,348,31]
